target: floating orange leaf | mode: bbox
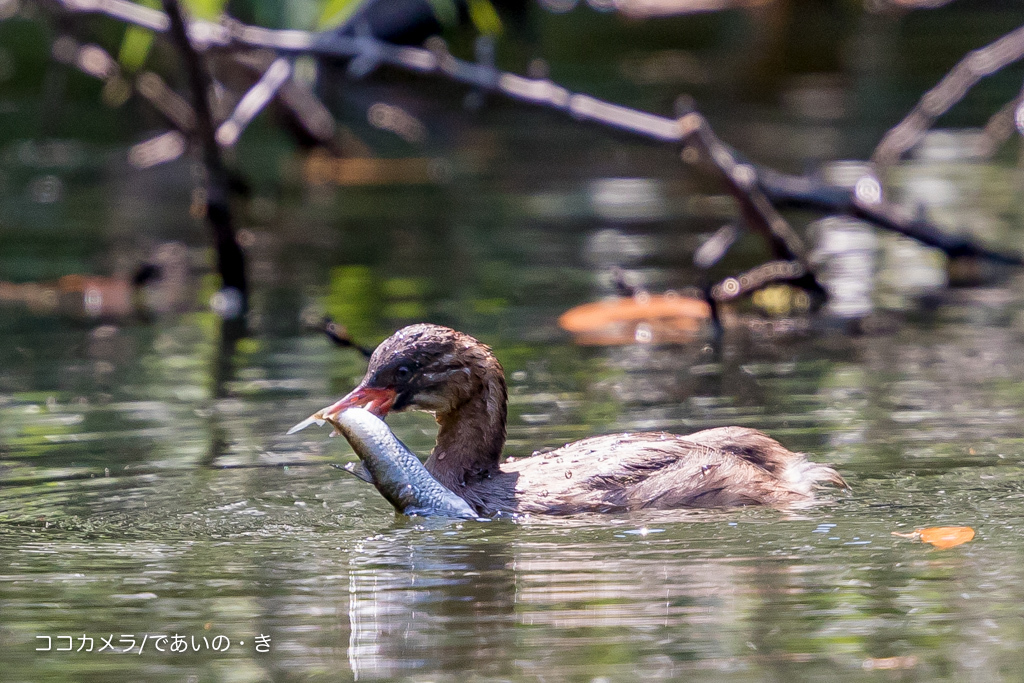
[558,293,710,345]
[919,526,975,548]
[892,526,975,549]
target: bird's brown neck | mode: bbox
[424,367,507,493]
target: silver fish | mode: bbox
[309,407,478,520]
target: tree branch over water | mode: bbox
[161,0,247,317]
[37,0,1024,305]
[873,23,1024,165]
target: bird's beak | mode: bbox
[287,383,397,436]
[321,384,397,420]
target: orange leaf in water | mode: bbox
[892,526,975,549]
[919,526,975,548]
[558,293,710,345]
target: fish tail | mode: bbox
[286,414,326,435]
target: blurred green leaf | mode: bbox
[183,0,228,20]
[382,276,425,298]
[427,0,460,27]
[116,0,227,71]
[471,297,506,314]
[384,301,426,318]
[116,0,161,71]
[467,0,502,36]
[326,265,378,339]
[118,25,154,72]
[317,0,366,31]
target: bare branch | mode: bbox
[759,167,1024,266]
[231,51,336,148]
[135,71,196,132]
[161,0,247,316]
[48,0,1024,277]
[50,33,195,160]
[63,0,170,31]
[128,130,186,168]
[614,0,775,18]
[873,23,1024,165]
[710,260,807,302]
[978,78,1024,156]
[216,57,291,147]
[678,114,826,298]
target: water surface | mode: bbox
[3,5,1024,681]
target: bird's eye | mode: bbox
[395,365,412,382]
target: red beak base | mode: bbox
[321,385,397,421]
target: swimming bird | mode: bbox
[291,324,846,516]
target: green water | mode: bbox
[4,3,1024,681]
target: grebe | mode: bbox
[291,324,846,516]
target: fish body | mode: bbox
[327,408,478,519]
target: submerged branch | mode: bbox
[678,114,825,299]
[323,317,375,358]
[760,168,1024,266]
[710,260,808,302]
